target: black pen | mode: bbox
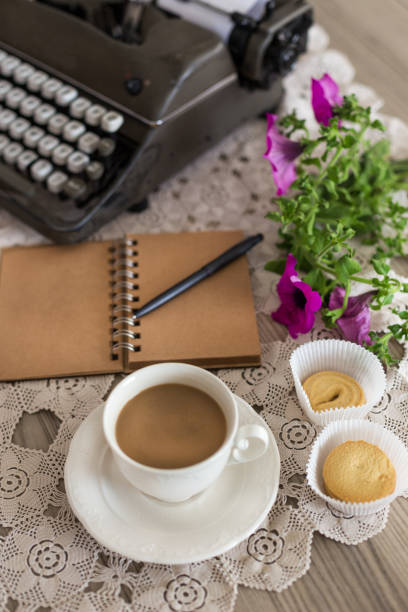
[133,233,264,319]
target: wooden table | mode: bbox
[236,1,408,609]
[15,2,408,610]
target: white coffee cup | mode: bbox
[103,363,270,503]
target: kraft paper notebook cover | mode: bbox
[0,231,261,381]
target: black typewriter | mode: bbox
[0,0,312,243]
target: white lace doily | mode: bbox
[0,24,407,611]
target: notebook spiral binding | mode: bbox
[109,239,141,359]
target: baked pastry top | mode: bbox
[323,440,396,503]
[303,370,365,412]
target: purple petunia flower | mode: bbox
[263,113,302,196]
[272,254,322,338]
[311,73,344,126]
[329,287,377,345]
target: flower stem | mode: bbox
[350,276,373,285]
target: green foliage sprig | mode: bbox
[266,95,408,364]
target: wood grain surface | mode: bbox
[310,0,408,124]
[236,1,408,610]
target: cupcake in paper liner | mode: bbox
[306,419,408,516]
[290,339,386,426]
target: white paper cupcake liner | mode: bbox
[306,419,408,516]
[290,340,386,426]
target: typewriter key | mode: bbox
[23,126,45,148]
[47,170,68,194]
[34,104,56,125]
[14,63,35,85]
[64,177,87,199]
[9,118,30,140]
[86,160,104,181]
[56,86,78,106]
[27,71,48,93]
[1,56,21,77]
[6,88,26,109]
[17,150,38,172]
[67,151,90,173]
[38,135,59,157]
[70,97,91,119]
[52,143,73,165]
[31,159,53,181]
[48,113,69,135]
[3,142,23,164]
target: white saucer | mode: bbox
[64,395,280,564]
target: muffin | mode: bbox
[323,440,396,503]
[303,370,365,413]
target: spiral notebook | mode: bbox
[0,230,261,381]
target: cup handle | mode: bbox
[227,424,269,465]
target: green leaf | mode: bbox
[343,134,357,148]
[264,259,286,274]
[303,268,327,295]
[327,166,339,181]
[324,180,337,196]
[302,158,322,169]
[335,256,361,285]
[372,258,391,275]
[316,205,351,221]
[266,211,281,222]
[371,119,385,131]
[323,307,343,325]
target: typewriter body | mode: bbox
[0,0,312,243]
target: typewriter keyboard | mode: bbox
[0,48,133,204]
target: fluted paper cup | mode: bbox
[306,419,408,516]
[290,340,386,426]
